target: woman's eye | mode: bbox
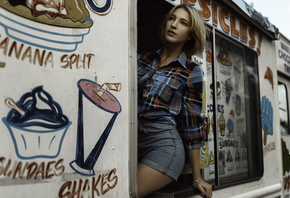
[169,16,175,21]
[181,21,188,26]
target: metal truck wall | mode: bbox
[0,1,130,197]
[167,0,282,197]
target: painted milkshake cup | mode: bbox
[70,79,121,176]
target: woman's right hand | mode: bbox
[192,178,212,198]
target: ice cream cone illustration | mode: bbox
[219,113,225,136]
[226,150,233,171]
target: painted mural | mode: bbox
[0,0,123,197]
[2,86,71,160]
[70,79,122,176]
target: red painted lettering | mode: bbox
[21,46,32,63]
[257,33,263,56]
[231,15,239,39]
[249,27,256,48]
[92,175,101,197]
[58,169,118,198]
[212,2,218,27]
[107,168,118,189]
[240,22,248,43]
[220,8,230,34]
[33,49,46,66]
[8,41,24,59]
[0,36,9,55]
[199,0,211,20]
[182,0,197,4]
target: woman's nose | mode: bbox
[171,20,177,28]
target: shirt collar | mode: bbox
[155,49,188,69]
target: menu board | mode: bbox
[215,34,248,180]
[201,33,250,182]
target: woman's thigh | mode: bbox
[137,163,173,198]
[138,121,185,182]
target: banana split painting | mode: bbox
[0,0,127,197]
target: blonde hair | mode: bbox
[160,4,206,57]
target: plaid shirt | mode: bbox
[138,49,205,150]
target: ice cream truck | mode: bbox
[0,0,288,197]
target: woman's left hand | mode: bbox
[192,178,212,198]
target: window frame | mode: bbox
[208,29,264,189]
[278,80,290,136]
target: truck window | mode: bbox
[206,32,263,187]
[278,82,289,134]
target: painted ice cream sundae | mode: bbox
[0,0,92,52]
[2,86,71,159]
[226,150,233,171]
[217,48,232,75]
[1,0,92,27]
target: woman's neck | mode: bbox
[160,46,183,67]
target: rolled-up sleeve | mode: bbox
[177,65,205,150]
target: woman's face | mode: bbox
[165,8,192,47]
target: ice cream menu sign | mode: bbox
[0,0,127,197]
[276,37,290,76]
[214,34,249,179]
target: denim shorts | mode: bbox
[138,121,185,181]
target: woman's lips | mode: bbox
[167,29,176,36]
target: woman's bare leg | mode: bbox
[138,163,174,198]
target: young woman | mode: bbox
[137,4,212,198]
